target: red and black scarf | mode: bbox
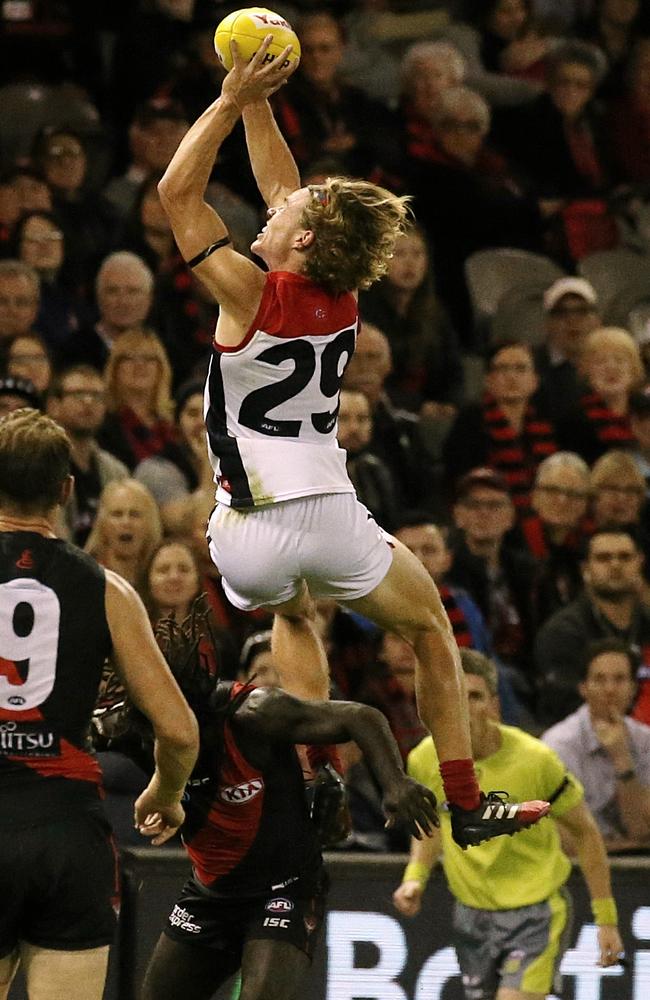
[482,394,557,511]
[520,512,586,560]
[579,392,635,449]
[439,584,473,647]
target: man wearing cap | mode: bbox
[534,277,600,421]
[447,468,537,688]
[0,375,40,418]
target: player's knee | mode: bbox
[274,596,317,623]
[393,608,440,645]
[268,582,316,622]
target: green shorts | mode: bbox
[453,887,572,998]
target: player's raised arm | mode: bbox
[157,37,295,320]
[105,571,199,844]
[233,687,438,839]
[242,98,301,208]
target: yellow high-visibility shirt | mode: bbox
[408,725,584,910]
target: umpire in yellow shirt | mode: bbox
[393,649,624,1000]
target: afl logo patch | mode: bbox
[219,778,264,804]
[266,898,293,913]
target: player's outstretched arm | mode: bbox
[157,37,295,321]
[105,571,199,844]
[242,98,301,208]
[556,801,624,968]
[234,687,438,839]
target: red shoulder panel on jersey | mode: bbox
[215,272,357,353]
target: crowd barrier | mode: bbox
[9,851,650,999]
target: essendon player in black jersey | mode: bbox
[0,409,198,1000]
[127,601,438,1000]
[158,36,551,853]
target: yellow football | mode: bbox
[214,7,300,73]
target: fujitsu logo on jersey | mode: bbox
[0,721,59,756]
[219,777,264,804]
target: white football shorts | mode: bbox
[207,493,394,611]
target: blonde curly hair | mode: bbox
[302,178,412,295]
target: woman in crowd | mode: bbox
[86,478,165,840]
[559,326,642,463]
[144,539,202,624]
[12,208,84,348]
[589,448,650,595]
[98,326,177,470]
[359,222,464,416]
[85,477,162,592]
[463,0,550,81]
[145,538,239,680]
[591,448,648,530]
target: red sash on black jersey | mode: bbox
[0,533,111,797]
[183,682,320,895]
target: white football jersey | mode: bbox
[205,272,359,508]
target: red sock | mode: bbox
[307,744,343,775]
[439,759,481,810]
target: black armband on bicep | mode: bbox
[548,775,570,805]
[186,236,231,269]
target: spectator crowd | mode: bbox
[2,0,650,854]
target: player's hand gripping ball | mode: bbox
[214,7,300,72]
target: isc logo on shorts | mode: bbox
[219,778,264,804]
[266,897,293,913]
[263,917,291,928]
